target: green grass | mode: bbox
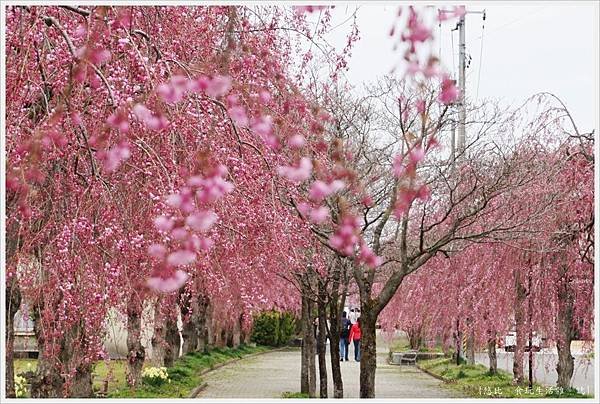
[110,344,268,398]
[418,357,591,399]
[282,391,310,398]
[14,358,129,394]
[14,344,269,398]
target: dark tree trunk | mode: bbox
[466,318,475,365]
[69,361,94,398]
[358,306,377,398]
[407,324,423,350]
[232,313,242,347]
[163,317,180,367]
[180,295,198,355]
[307,305,317,397]
[317,282,328,398]
[5,277,21,398]
[126,296,145,387]
[487,336,497,374]
[556,272,574,389]
[328,259,348,398]
[204,299,214,351]
[513,268,526,384]
[226,326,234,348]
[300,291,311,395]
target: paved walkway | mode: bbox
[197,335,463,398]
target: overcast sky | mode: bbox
[316,1,598,131]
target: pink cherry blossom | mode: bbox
[185,211,218,232]
[288,134,306,148]
[147,243,167,259]
[228,105,249,126]
[154,215,174,232]
[308,179,345,202]
[147,270,189,293]
[166,250,196,267]
[438,75,460,105]
[277,157,313,184]
[454,6,467,18]
[204,75,232,97]
[409,145,425,164]
[106,110,129,133]
[309,205,329,224]
[393,154,406,177]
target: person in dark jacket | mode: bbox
[349,317,362,361]
[339,311,351,361]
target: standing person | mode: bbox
[339,311,351,361]
[349,318,362,362]
[349,308,357,325]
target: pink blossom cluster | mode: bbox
[147,165,234,293]
[329,214,361,256]
[157,74,232,104]
[356,241,384,269]
[277,157,313,184]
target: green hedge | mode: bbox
[251,311,296,347]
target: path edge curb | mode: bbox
[415,363,456,384]
[188,346,291,398]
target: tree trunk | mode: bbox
[180,296,198,355]
[69,362,94,398]
[232,313,242,347]
[5,277,21,398]
[487,336,497,374]
[407,324,423,350]
[151,299,166,366]
[307,306,317,398]
[163,317,180,367]
[358,300,377,398]
[513,268,526,384]
[300,292,310,395]
[556,272,574,389]
[30,304,65,397]
[328,260,346,398]
[126,297,145,387]
[466,324,475,365]
[317,282,328,398]
[226,326,234,348]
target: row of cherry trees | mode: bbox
[379,93,594,390]
[5,5,350,397]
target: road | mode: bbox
[474,350,594,395]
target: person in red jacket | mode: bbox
[348,317,362,361]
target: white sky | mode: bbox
[316,1,598,131]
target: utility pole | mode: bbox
[452,9,486,158]
[457,14,466,156]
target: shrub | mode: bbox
[251,311,296,346]
[141,367,169,387]
[278,312,296,346]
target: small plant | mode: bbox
[141,367,170,387]
[456,369,467,379]
[15,375,28,398]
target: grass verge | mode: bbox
[110,344,268,398]
[418,357,591,399]
[14,344,269,398]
